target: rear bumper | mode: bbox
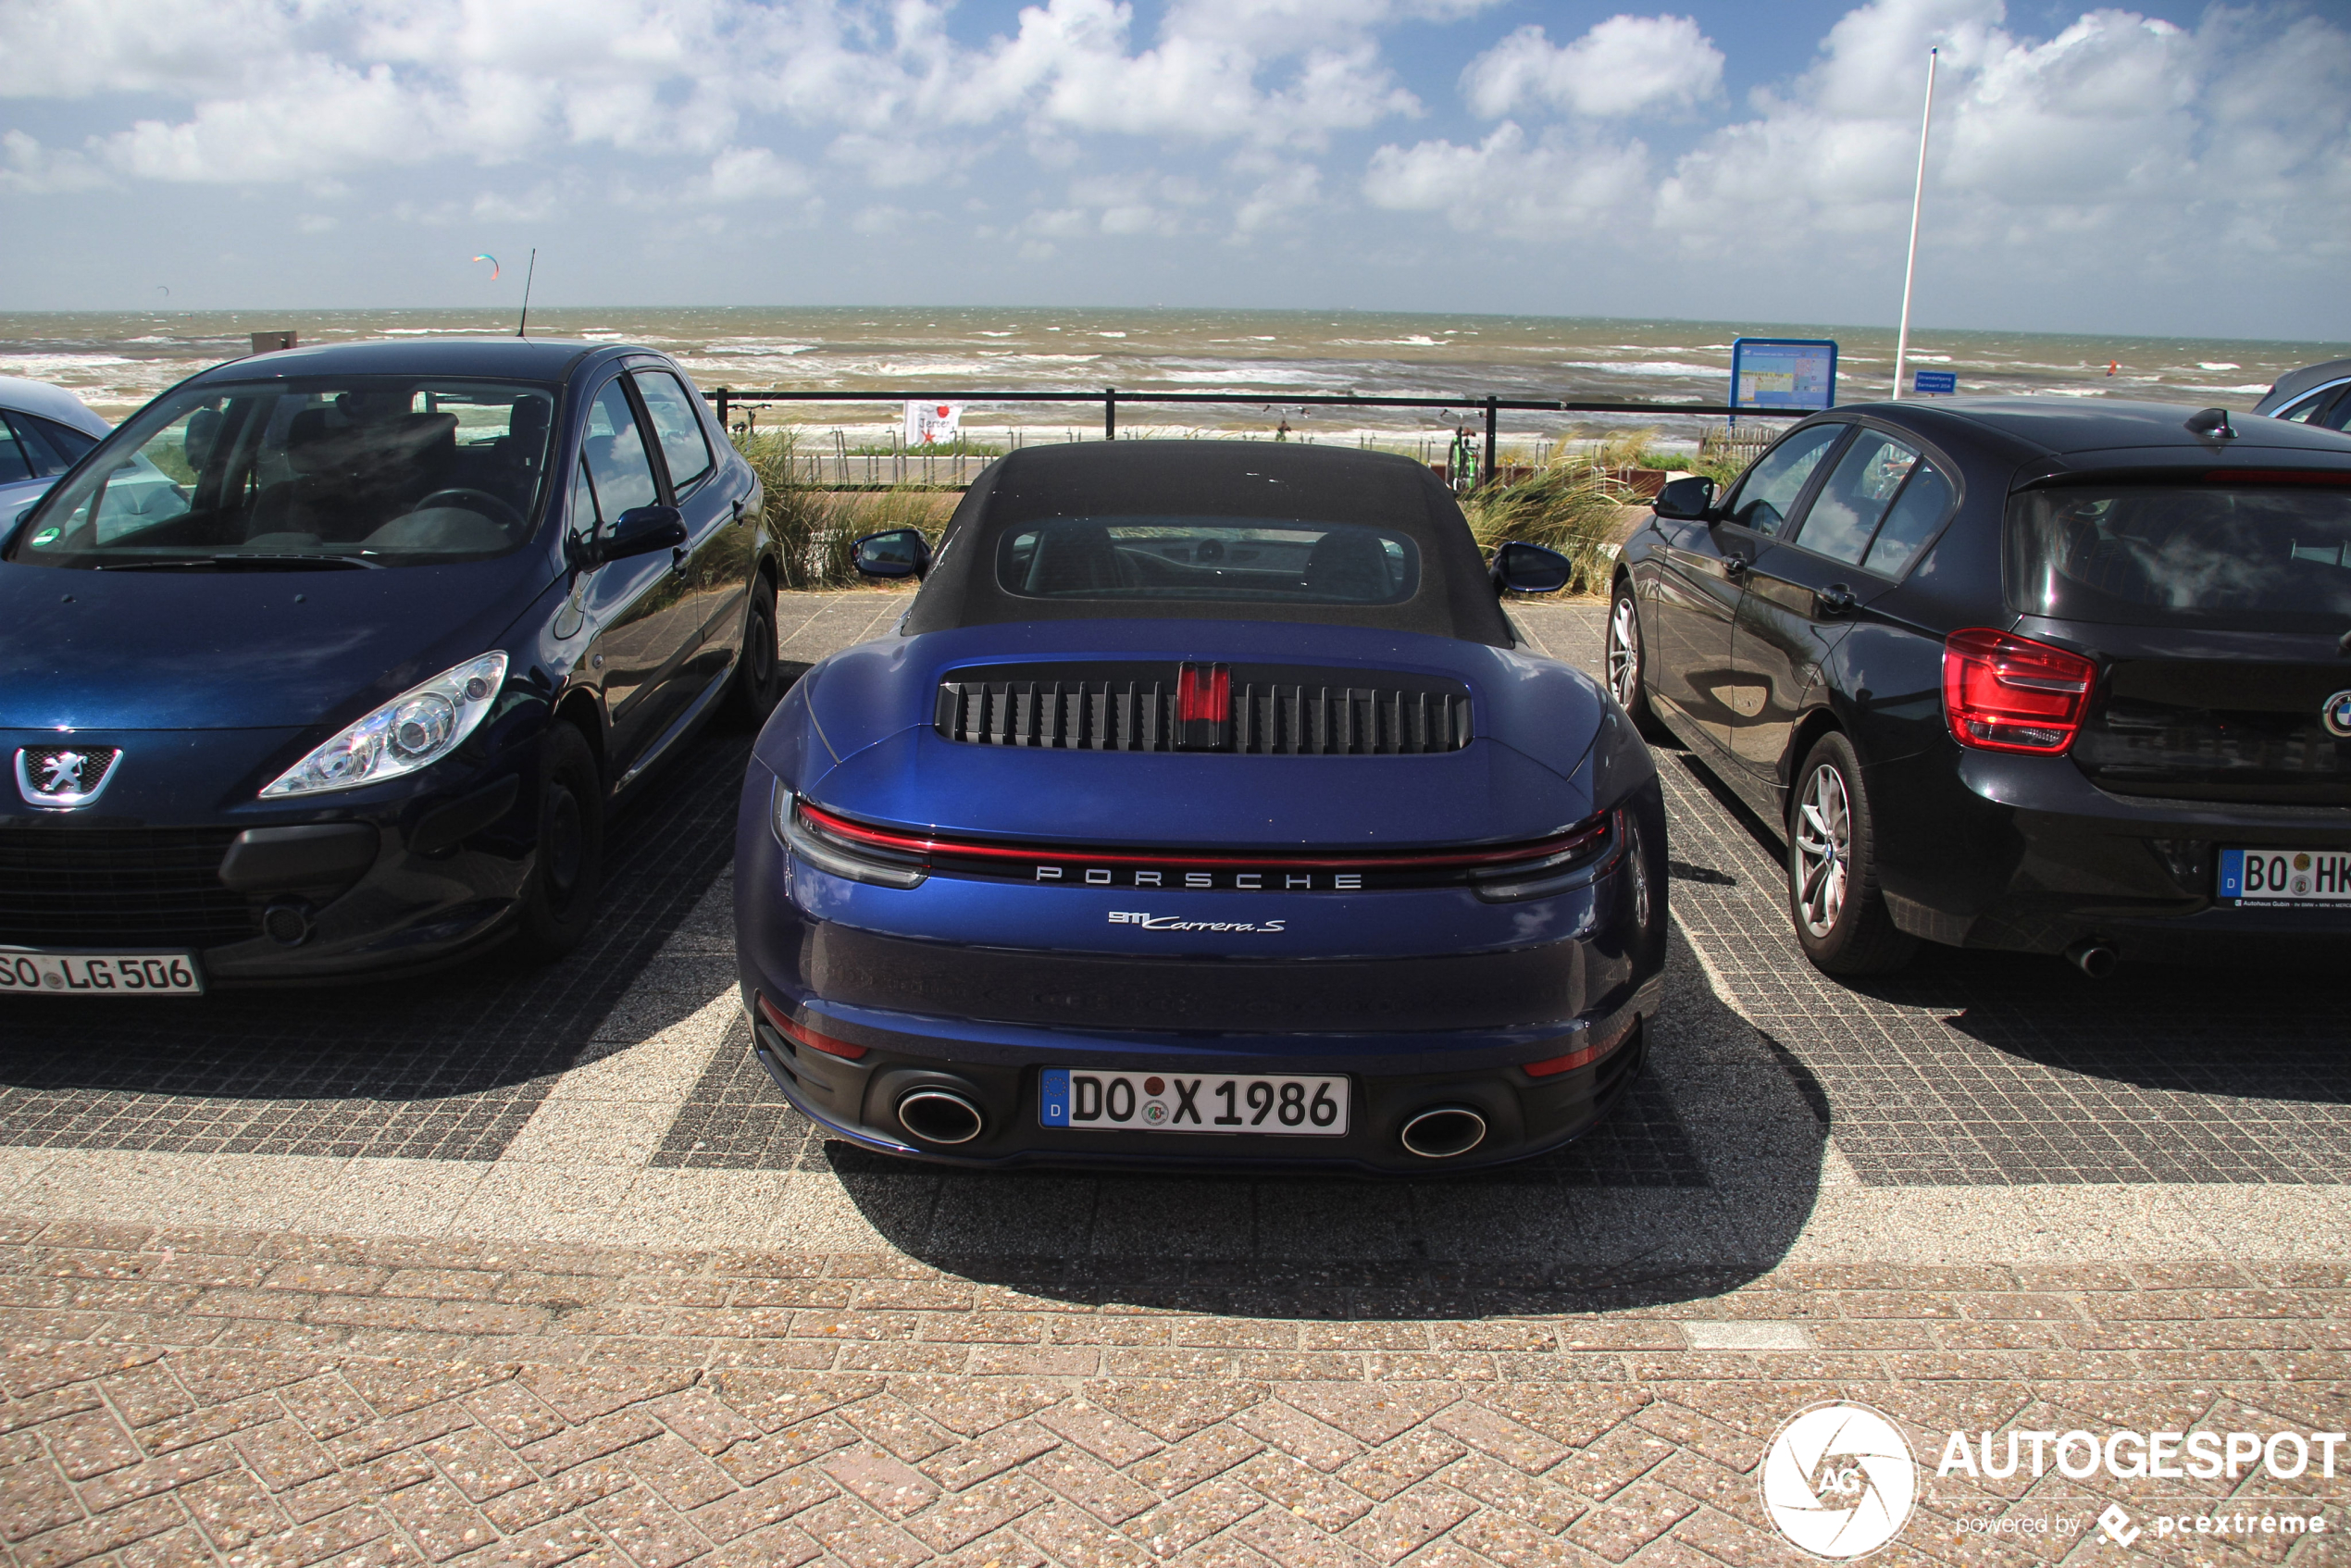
[734,986,1656,1174]
[731,778,1670,1172]
[1871,745,2351,958]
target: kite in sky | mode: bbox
[472,254,500,281]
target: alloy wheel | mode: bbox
[1607,596,1641,707]
[1793,762,1851,938]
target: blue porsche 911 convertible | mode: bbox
[734,441,1667,1172]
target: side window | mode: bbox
[1723,424,1844,538]
[581,381,659,520]
[569,456,601,538]
[1796,431,1922,566]
[631,371,713,494]
[2320,388,2351,434]
[0,417,31,485]
[12,413,99,477]
[1860,460,1956,578]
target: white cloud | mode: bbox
[1462,15,1724,119]
[1650,0,2351,274]
[1364,121,1653,239]
[699,145,810,203]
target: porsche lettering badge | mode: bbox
[1037,866,1362,890]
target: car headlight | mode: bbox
[260,653,509,798]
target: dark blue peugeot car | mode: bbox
[1,338,778,992]
[734,441,1667,1172]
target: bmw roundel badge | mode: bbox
[2326,690,2351,740]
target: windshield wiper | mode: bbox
[93,554,381,572]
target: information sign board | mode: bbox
[1730,338,1837,417]
[1912,369,1958,395]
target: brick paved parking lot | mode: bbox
[4,595,2346,1566]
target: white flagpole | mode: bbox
[1891,47,1938,401]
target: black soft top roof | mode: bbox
[902,441,1515,646]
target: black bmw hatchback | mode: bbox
[0,338,778,992]
[1611,397,2351,974]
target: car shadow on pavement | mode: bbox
[815,927,1833,1316]
[0,727,752,1164]
[1662,742,2351,1186]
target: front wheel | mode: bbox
[512,722,606,963]
[1786,731,1913,976]
[1606,583,1672,740]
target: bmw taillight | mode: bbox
[1941,628,2096,754]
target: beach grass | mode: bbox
[736,431,952,589]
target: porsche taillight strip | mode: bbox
[795,799,1609,876]
[934,672,1472,754]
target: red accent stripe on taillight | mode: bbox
[1941,628,2096,755]
[755,993,868,1060]
[1176,663,1230,724]
[795,800,1609,873]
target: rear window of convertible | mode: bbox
[999,519,1419,605]
[902,444,1512,645]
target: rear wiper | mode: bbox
[93,554,381,571]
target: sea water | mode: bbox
[3,306,2338,452]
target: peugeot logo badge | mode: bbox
[2326,691,2351,740]
[14,744,123,809]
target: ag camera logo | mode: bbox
[1760,1402,1917,1559]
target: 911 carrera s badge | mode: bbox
[1109,911,1287,933]
[15,745,122,809]
[2324,690,2351,740]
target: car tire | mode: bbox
[513,722,605,963]
[720,579,781,729]
[1606,582,1672,741]
[1785,731,1915,976]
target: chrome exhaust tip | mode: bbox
[2064,940,2117,979]
[897,1088,985,1146]
[1399,1105,1487,1160]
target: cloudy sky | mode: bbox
[3,0,2345,340]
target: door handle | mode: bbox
[1816,582,1857,616]
[731,494,748,525]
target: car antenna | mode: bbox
[2183,406,2234,439]
[515,248,537,339]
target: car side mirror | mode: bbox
[1653,475,1716,521]
[854,527,930,579]
[1491,540,1574,595]
[573,504,686,568]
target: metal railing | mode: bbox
[702,387,1804,487]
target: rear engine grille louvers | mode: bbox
[934,662,1473,755]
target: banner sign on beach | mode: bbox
[904,401,964,445]
[1913,369,1958,395]
[1729,338,1838,416]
